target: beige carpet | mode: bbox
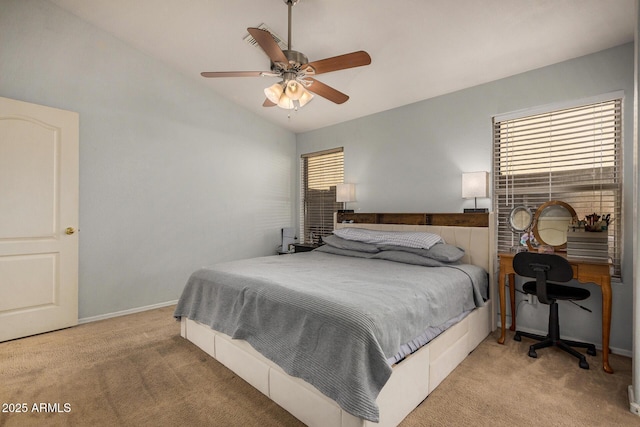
[0,306,636,427]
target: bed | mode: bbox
[175,212,496,427]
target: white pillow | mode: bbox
[333,228,443,249]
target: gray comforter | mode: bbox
[174,251,487,422]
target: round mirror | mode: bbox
[508,206,533,232]
[531,200,577,251]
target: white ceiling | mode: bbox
[50,0,635,134]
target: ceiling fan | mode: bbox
[201,0,371,110]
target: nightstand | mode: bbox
[292,243,321,253]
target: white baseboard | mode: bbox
[628,386,640,416]
[78,300,178,324]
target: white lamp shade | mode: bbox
[298,90,313,107]
[336,183,356,203]
[462,171,489,199]
[285,80,304,100]
[264,83,284,104]
[277,93,295,109]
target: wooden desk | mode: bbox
[497,252,613,373]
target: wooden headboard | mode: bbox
[334,212,497,330]
[336,212,489,227]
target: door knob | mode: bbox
[65,227,76,235]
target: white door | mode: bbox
[0,97,79,342]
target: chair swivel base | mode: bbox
[514,330,596,369]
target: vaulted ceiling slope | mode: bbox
[50,0,635,133]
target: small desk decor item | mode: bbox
[519,231,536,248]
[566,229,609,262]
[528,200,577,252]
[567,212,610,262]
[537,244,554,254]
[584,212,610,232]
[508,205,533,252]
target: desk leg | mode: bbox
[509,273,516,331]
[498,273,506,344]
[601,277,613,374]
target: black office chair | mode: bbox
[512,252,596,369]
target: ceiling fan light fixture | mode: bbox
[200,0,371,110]
[298,90,313,107]
[285,80,303,100]
[277,93,296,110]
[264,82,285,104]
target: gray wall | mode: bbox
[297,43,635,354]
[0,0,297,319]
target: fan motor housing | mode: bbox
[271,50,309,73]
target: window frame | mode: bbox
[300,147,344,244]
[492,92,623,278]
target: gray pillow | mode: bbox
[322,234,380,253]
[370,251,445,267]
[377,245,431,257]
[425,243,465,262]
[313,244,375,258]
[333,228,443,249]
[377,243,465,262]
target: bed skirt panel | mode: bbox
[215,332,273,396]
[369,343,430,427]
[270,366,346,427]
[468,303,491,351]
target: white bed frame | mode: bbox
[180,213,496,427]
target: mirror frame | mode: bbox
[529,200,577,251]
[508,205,533,232]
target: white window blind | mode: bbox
[300,148,344,244]
[493,96,622,277]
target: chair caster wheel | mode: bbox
[587,347,596,356]
[579,359,589,369]
[528,347,537,358]
[514,333,521,342]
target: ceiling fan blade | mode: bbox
[247,27,288,65]
[306,51,371,75]
[201,71,266,78]
[305,78,349,104]
[263,98,276,107]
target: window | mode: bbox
[493,94,622,277]
[300,148,344,244]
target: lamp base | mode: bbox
[463,208,489,213]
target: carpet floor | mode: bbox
[0,305,636,426]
